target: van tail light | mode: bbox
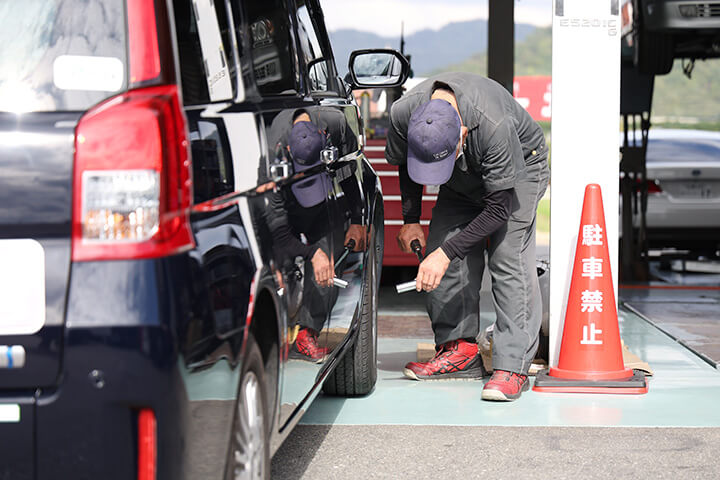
[647,179,662,194]
[72,85,194,261]
[127,0,161,84]
[632,178,662,194]
[137,409,157,480]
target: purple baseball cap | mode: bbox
[288,120,331,208]
[407,99,461,185]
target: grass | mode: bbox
[537,121,551,138]
[536,195,550,235]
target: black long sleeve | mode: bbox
[340,173,364,224]
[266,192,317,261]
[398,164,424,224]
[441,189,513,260]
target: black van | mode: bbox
[0,1,408,478]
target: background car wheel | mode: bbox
[322,232,379,396]
[228,335,270,480]
[634,30,673,75]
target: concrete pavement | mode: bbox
[273,425,720,479]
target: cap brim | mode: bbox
[407,149,456,186]
[293,158,320,172]
[291,174,330,208]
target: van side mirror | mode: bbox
[347,49,409,89]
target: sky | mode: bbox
[321,0,552,36]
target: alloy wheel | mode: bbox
[232,371,266,480]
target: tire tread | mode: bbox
[322,204,382,397]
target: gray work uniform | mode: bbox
[385,72,550,375]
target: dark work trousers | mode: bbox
[426,160,550,375]
[298,236,338,333]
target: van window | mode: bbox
[0,0,127,113]
[294,0,334,94]
[188,117,235,203]
[173,0,236,105]
[238,0,298,96]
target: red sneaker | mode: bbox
[403,339,486,380]
[481,370,530,401]
[292,328,328,362]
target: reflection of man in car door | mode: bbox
[268,107,366,254]
[303,107,366,254]
[256,109,365,361]
[285,118,338,361]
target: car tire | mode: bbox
[635,30,673,75]
[633,1,674,75]
[227,335,270,480]
[322,223,380,396]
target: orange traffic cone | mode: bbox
[533,184,648,394]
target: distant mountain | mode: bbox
[431,26,552,76]
[433,26,720,123]
[328,20,536,76]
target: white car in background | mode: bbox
[626,128,720,256]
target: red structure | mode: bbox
[364,139,436,266]
[513,76,551,122]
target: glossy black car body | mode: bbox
[0,1,401,478]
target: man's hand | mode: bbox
[416,247,451,292]
[255,181,276,193]
[311,248,335,288]
[344,224,367,252]
[397,223,426,254]
[274,268,285,290]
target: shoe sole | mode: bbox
[403,366,486,381]
[481,380,531,401]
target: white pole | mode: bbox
[549,0,621,366]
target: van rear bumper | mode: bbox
[0,325,187,480]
